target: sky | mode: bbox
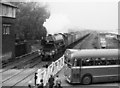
[43,0,119,34]
[4,0,119,34]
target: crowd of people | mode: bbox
[28,74,62,88]
[28,62,63,88]
[48,75,62,88]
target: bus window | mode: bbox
[82,58,94,66]
[73,58,81,66]
[82,59,86,66]
[100,58,106,65]
[73,58,77,66]
[89,58,94,65]
[118,58,120,65]
[94,58,101,65]
[107,58,117,65]
[76,59,81,66]
[94,58,106,65]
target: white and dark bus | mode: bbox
[64,49,120,84]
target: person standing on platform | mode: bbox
[48,75,54,88]
[54,75,61,87]
[28,80,32,88]
[37,79,44,88]
[54,83,63,88]
[34,73,38,86]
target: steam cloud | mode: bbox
[43,13,73,34]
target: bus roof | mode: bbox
[70,49,119,59]
[64,49,80,56]
[65,49,80,52]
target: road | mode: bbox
[99,33,119,49]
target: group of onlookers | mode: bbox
[28,74,62,88]
[48,75,62,88]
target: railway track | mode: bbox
[2,51,37,68]
[2,58,48,87]
[10,62,47,88]
[73,32,93,49]
[2,50,49,87]
[74,32,100,49]
[1,51,39,73]
[2,56,41,82]
[67,33,90,49]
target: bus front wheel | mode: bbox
[82,75,92,85]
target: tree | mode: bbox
[12,2,50,40]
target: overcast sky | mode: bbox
[5,0,119,34]
[43,0,119,34]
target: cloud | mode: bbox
[43,13,72,34]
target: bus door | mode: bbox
[64,59,72,83]
[71,58,81,83]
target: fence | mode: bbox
[36,55,64,86]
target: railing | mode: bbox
[36,55,65,86]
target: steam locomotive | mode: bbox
[41,30,90,61]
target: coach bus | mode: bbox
[64,49,120,84]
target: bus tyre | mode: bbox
[82,75,92,85]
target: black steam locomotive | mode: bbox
[41,30,90,60]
